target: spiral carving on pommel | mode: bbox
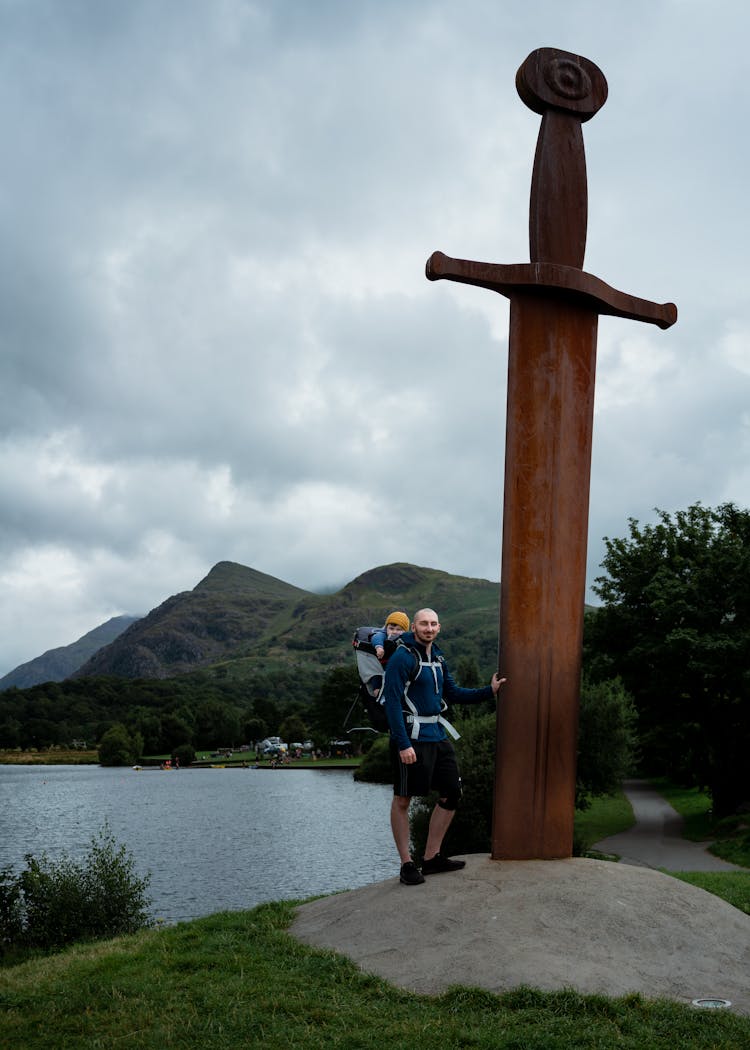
[544,57,591,100]
[516,47,607,122]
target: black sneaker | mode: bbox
[421,853,466,875]
[399,861,425,885]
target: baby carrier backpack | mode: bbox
[345,628,459,739]
[348,625,391,732]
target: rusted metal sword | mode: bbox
[426,48,677,859]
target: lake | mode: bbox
[0,764,396,925]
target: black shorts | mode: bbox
[391,738,461,799]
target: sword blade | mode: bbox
[492,294,596,859]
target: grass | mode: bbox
[183,754,360,769]
[2,901,749,1050]
[0,749,98,765]
[574,789,635,852]
[648,778,716,840]
[673,872,750,915]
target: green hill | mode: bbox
[71,560,500,686]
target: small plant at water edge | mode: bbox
[0,824,152,956]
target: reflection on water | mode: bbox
[0,765,396,924]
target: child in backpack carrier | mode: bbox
[371,611,410,666]
[348,611,411,733]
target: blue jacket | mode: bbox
[382,632,493,751]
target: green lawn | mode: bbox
[2,901,749,1050]
[574,789,635,852]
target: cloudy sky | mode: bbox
[1,0,748,676]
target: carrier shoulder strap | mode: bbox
[396,640,459,741]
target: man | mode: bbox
[382,608,505,885]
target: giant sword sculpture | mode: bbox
[426,48,677,859]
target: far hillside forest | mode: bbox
[2,502,749,816]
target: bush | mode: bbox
[410,713,496,859]
[98,723,143,766]
[1,825,152,955]
[408,678,638,858]
[173,742,196,767]
[0,867,24,949]
[352,735,391,783]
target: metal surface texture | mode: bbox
[426,47,677,859]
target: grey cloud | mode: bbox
[1,1,750,673]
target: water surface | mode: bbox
[0,764,396,924]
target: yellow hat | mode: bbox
[385,611,410,632]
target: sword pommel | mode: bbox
[516,48,607,122]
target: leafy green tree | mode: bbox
[587,502,750,815]
[193,700,241,749]
[575,677,638,809]
[278,714,308,745]
[159,712,193,752]
[126,708,162,754]
[242,715,267,745]
[454,655,481,688]
[98,724,142,766]
[309,666,360,740]
[173,743,196,767]
[246,694,282,737]
[0,718,21,749]
[23,718,59,749]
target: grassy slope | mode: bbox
[2,902,749,1050]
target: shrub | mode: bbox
[409,678,638,857]
[98,723,143,766]
[0,867,24,949]
[410,712,496,859]
[173,742,196,767]
[1,825,152,955]
[352,735,390,783]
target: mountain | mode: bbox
[0,615,141,689]
[70,560,501,683]
[72,561,314,680]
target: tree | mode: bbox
[193,700,241,750]
[454,655,481,688]
[586,502,750,815]
[242,715,268,746]
[309,666,360,741]
[575,677,638,809]
[98,724,142,767]
[173,743,196,767]
[278,714,308,745]
[159,712,193,752]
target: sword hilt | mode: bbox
[516,49,608,269]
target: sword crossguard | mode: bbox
[427,46,677,330]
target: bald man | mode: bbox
[381,608,505,885]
